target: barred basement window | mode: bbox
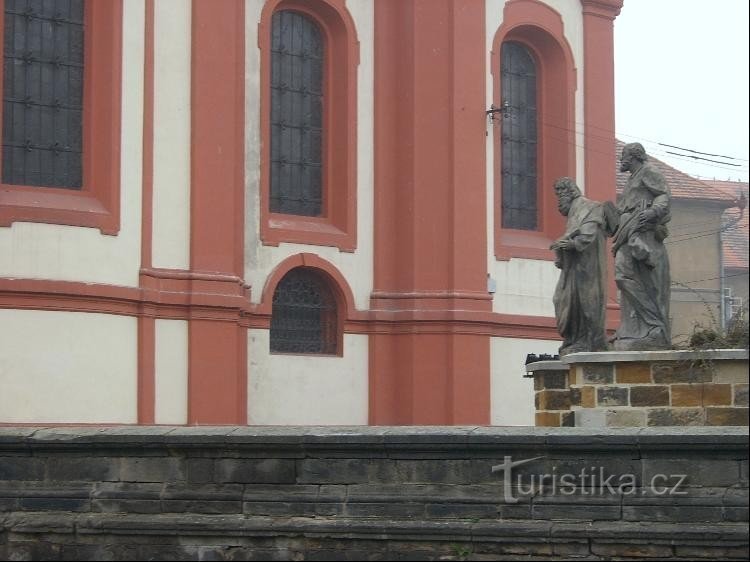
[270,10,323,217]
[500,41,538,231]
[270,268,338,355]
[2,0,84,189]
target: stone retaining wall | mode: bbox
[0,426,748,560]
[529,349,749,428]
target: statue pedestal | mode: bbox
[526,349,748,427]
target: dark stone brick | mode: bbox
[18,497,89,512]
[424,503,498,519]
[735,384,749,407]
[591,542,673,558]
[622,505,724,522]
[297,459,370,484]
[0,457,44,481]
[706,407,749,426]
[120,457,184,483]
[215,459,295,484]
[647,408,705,426]
[46,456,118,482]
[560,412,575,427]
[552,541,591,557]
[344,502,425,518]
[723,507,749,522]
[630,385,669,407]
[569,387,581,406]
[543,372,568,390]
[597,386,629,406]
[536,390,571,411]
[532,504,621,521]
[582,365,614,385]
[186,459,214,484]
[652,362,713,384]
[642,458,741,487]
[675,545,750,559]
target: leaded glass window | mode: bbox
[270,268,338,355]
[501,41,538,230]
[270,10,323,217]
[2,0,84,189]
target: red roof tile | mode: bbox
[615,140,737,204]
[704,180,749,272]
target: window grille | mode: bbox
[500,41,538,230]
[270,10,323,217]
[2,0,84,188]
[270,268,338,354]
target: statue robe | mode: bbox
[553,196,608,355]
[613,162,671,350]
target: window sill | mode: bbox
[495,229,555,261]
[0,184,118,235]
[262,213,356,252]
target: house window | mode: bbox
[259,0,358,251]
[270,10,323,217]
[0,0,123,234]
[270,267,338,355]
[500,41,538,231]
[2,0,84,189]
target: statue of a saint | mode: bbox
[611,142,672,350]
[550,177,608,355]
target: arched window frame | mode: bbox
[491,0,577,261]
[258,0,358,252]
[269,266,341,356]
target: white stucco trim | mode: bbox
[154,319,188,425]
[0,310,138,424]
[247,330,369,425]
[152,2,192,270]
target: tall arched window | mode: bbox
[259,0,358,250]
[270,10,324,217]
[500,41,538,231]
[491,1,576,261]
[270,268,338,354]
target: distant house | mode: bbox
[615,141,738,344]
[704,180,749,322]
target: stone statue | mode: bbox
[610,142,671,350]
[550,177,608,355]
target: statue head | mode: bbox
[620,142,648,172]
[553,177,581,216]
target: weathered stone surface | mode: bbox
[647,408,705,427]
[597,386,629,407]
[615,363,652,384]
[535,412,561,427]
[652,362,713,384]
[703,384,733,406]
[733,384,749,407]
[706,407,749,426]
[535,390,571,411]
[582,365,614,385]
[120,457,184,483]
[630,385,669,407]
[215,459,295,484]
[671,384,703,407]
[0,427,747,560]
[606,409,646,427]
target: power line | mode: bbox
[672,271,749,286]
[665,151,743,168]
[659,143,744,161]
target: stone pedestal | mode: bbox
[527,349,749,427]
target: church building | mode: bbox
[0,0,623,426]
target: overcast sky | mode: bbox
[614,0,749,182]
